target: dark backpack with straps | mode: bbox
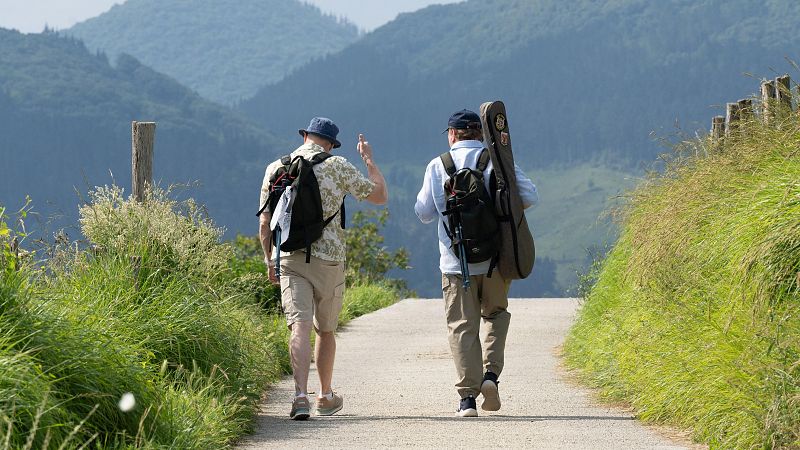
[441,149,501,268]
[256,152,345,262]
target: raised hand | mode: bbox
[357,133,373,163]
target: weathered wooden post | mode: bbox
[725,102,741,136]
[761,80,776,124]
[711,116,725,147]
[737,99,753,122]
[132,121,156,202]
[776,75,792,112]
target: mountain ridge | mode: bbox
[239,0,800,296]
[0,28,283,233]
[67,0,360,105]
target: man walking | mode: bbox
[259,117,388,420]
[414,109,538,417]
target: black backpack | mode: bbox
[441,149,500,270]
[256,153,345,263]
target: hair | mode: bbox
[304,132,334,150]
[453,128,483,142]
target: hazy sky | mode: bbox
[0,0,461,33]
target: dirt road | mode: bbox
[240,298,691,449]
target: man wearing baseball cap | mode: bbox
[259,117,388,420]
[415,109,538,417]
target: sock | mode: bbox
[319,391,333,400]
[295,393,307,398]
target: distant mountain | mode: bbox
[241,0,800,167]
[240,0,800,296]
[67,0,360,105]
[0,28,283,233]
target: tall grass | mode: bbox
[564,107,799,448]
[1,188,286,447]
[0,186,400,448]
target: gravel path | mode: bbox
[239,298,691,449]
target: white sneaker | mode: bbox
[456,395,478,417]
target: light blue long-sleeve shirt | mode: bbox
[414,140,539,275]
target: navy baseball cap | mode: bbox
[443,109,482,133]
[299,117,341,148]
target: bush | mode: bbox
[344,209,410,292]
[339,284,399,326]
[564,107,800,448]
[0,189,288,448]
[1,187,402,448]
[228,235,281,311]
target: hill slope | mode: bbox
[0,28,282,231]
[67,0,360,105]
[241,0,800,296]
[565,99,800,447]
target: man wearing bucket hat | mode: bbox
[415,109,538,417]
[259,117,388,420]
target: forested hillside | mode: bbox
[241,0,800,296]
[242,0,800,166]
[67,0,360,105]
[0,28,282,234]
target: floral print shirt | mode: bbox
[260,142,375,262]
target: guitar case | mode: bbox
[480,100,535,279]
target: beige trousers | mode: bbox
[280,252,345,333]
[442,272,511,399]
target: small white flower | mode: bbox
[118,392,136,412]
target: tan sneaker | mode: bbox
[480,372,501,411]
[315,392,343,416]
[289,396,310,420]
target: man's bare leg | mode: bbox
[315,330,336,394]
[289,321,313,395]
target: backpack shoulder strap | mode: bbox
[309,152,334,166]
[476,148,491,172]
[439,151,457,177]
[280,155,292,166]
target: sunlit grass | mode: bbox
[0,186,400,448]
[564,108,800,448]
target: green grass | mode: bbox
[0,187,399,449]
[564,109,800,448]
[339,284,401,326]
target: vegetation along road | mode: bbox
[240,299,696,449]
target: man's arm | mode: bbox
[414,161,438,224]
[259,212,278,283]
[514,164,539,209]
[357,134,388,205]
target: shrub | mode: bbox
[0,189,287,448]
[344,209,410,292]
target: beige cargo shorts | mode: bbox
[279,252,345,332]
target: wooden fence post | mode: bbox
[776,75,792,111]
[737,99,753,122]
[132,121,156,202]
[725,102,741,136]
[761,80,776,124]
[711,115,725,143]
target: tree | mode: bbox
[344,209,410,291]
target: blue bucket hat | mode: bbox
[299,117,341,149]
[443,109,482,133]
